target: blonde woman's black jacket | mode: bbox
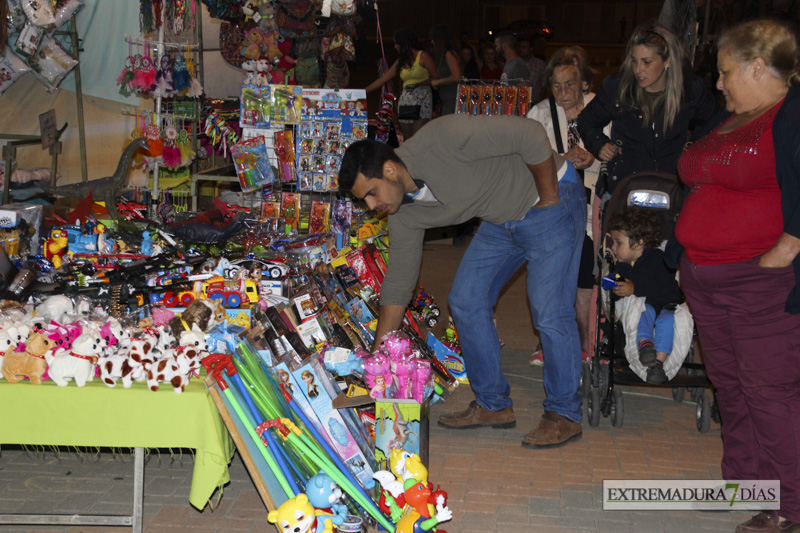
[577,69,726,195]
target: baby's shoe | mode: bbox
[638,340,657,366]
[646,361,668,384]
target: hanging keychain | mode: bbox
[117,41,136,96]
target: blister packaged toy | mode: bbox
[230,135,275,192]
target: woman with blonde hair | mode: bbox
[578,21,725,195]
[676,19,800,533]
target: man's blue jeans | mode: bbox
[448,173,586,422]
[637,304,676,354]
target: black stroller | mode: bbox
[582,171,719,433]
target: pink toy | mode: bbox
[410,359,432,403]
[364,352,391,390]
[391,353,415,400]
[382,331,412,357]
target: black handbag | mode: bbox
[398,105,421,120]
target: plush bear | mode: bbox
[267,494,334,533]
[1,332,52,384]
[45,332,101,387]
[240,28,265,61]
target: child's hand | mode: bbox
[613,279,634,298]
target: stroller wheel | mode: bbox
[672,386,686,403]
[690,387,703,403]
[587,387,601,427]
[610,388,624,428]
[696,390,711,433]
[579,362,591,398]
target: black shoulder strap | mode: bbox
[549,96,565,154]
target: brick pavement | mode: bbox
[0,243,750,532]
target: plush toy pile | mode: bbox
[0,295,211,393]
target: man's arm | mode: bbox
[529,155,560,208]
[371,304,407,351]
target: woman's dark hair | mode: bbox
[394,28,421,70]
[339,140,404,193]
[608,209,662,249]
[430,23,458,68]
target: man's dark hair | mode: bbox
[495,31,517,50]
[608,209,662,249]
[339,140,403,193]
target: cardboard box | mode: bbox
[374,398,430,470]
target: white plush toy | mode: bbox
[33,295,75,324]
[146,325,208,393]
[0,328,17,380]
[45,332,101,387]
[242,59,257,85]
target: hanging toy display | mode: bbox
[139,0,196,34]
[161,119,182,169]
[182,48,204,97]
[204,111,238,157]
[152,53,174,98]
[117,42,137,97]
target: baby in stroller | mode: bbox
[607,209,683,384]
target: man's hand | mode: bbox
[371,304,408,351]
[613,279,634,298]
[528,157,560,208]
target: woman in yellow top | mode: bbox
[366,28,438,140]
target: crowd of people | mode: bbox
[350,16,800,533]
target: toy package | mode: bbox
[309,201,331,235]
[291,359,376,490]
[240,85,270,128]
[332,198,352,250]
[281,192,301,231]
[273,130,296,182]
[457,81,533,117]
[269,85,303,124]
[230,136,275,192]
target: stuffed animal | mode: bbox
[305,471,348,532]
[0,329,17,379]
[241,58,257,85]
[99,338,154,388]
[1,332,52,384]
[241,28,265,61]
[34,295,74,323]
[46,332,101,386]
[168,298,227,338]
[267,494,334,533]
[270,38,296,85]
[254,57,271,87]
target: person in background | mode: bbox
[676,19,800,533]
[460,43,481,80]
[479,45,503,80]
[518,36,547,103]
[429,24,462,116]
[577,21,725,196]
[365,28,438,140]
[495,32,531,82]
[527,45,605,366]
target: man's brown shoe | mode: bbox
[736,511,780,533]
[437,400,516,429]
[521,411,582,448]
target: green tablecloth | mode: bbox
[0,376,234,510]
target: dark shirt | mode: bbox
[614,247,683,308]
[773,86,800,313]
